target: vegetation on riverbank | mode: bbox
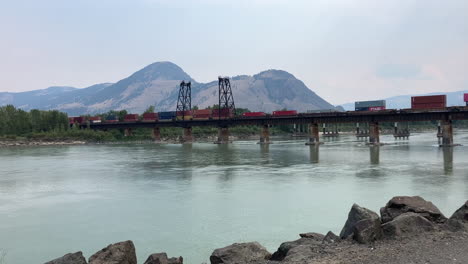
[2,105,468,143]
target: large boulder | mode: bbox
[88,240,137,264]
[45,252,87,264]
[210,242,270,264]
[322,231,340,244]
[447,201,468,231]
[380,196,447,224]
[352,218,383,244]
[339,203,380,239]
[382,212,435,237]
[144,253,183,264]
[270,235,323,261]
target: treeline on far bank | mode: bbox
[0,105,285,142]
[1,105,468,142]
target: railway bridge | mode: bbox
[81,77,468,146]
[87,107,468,146]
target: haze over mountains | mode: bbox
[0,62,335,115]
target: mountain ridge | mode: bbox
[0,62,335,115]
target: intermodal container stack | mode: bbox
[105,115,119,123]
[355,100,386,111]
[142,112,158,122]
[272,110,298,116]
[89,116,102,123]
[464,93,468,106]
[176,110,193,120]
[158,111,176,121]
[192,109,212,120]
[411,95,446,109]
[124,114,139,122]
[212,108,234,119]
[242,112,266,117]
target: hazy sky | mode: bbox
[1,0,467,104]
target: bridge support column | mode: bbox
[440,120,454,146]
[182,127,193,143]
[306,123,322,145]
[152,127,161,141]
[259,125,271,144]
[124,128,133,137]
[216,127,231,144]
[368,122,380,145]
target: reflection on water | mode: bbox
[309,145,319,164]
[442,147,454,175]
[1,131,468,264]
[370,146,380,165]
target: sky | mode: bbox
[0,0,467,105]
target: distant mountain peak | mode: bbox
[254,69,295,79]
[130,61,193,82]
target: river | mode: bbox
[1,131,467,264]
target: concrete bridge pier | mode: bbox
[124,128,133,137]
[182,127,193,143]
[259,124,271,144]
[216,127,231,144]
[306,123,322,145]
[151,127,161,141]
[368,122,380,145]
[440,120,454,147]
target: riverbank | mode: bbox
[45,196,468,264]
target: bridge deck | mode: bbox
[87,107,468,129]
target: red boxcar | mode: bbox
[242,112,266,117]
[142,112,158,122]
[193,109,212,120]
[124,114,139,122]
[464,93,468,102]
[272,110,298,116]
[68,117,75,125]
[411,95,446,109]
[73,117,85,124]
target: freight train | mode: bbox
[69,93,468,125]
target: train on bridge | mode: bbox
[69,94,468,126]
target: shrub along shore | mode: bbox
[45,196,468,264]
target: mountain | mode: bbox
[0,61,334,115]
[339,90,468,111]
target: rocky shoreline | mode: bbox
[45,196,467,264]
[0,140,87,147]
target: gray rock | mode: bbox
[322,231,340,244]
[210,242,270,264]
[447,201,468,231]
[340,203,380,239]
[144,253,167,264]
[298,232,324,240]
[352,218,383,244]
[167,257,183,264]
[144,253,183,264]
[380,196,447,224]
[88,240,137,264]
[44,252,87,264]
[382,212,435,237]
[270,237,321,261]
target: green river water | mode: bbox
[1,131,467,263]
